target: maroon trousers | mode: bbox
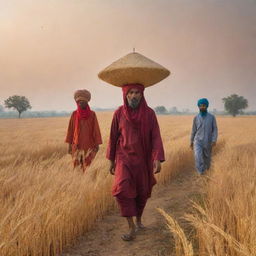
[112,161,150,218]
[116,192,148,217]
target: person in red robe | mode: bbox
[65,89,102,172]
[107,83,165,241]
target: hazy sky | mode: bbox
[1,0,256,111]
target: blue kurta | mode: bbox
[191,113,218,173]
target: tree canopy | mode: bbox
[222,94,248,117]
[155,106,168,114]
[4,95,32,118]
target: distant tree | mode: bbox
[155,106,168,114]
[0,105,4,112]
[181,108,190,115]
[4,95,32,118]
[169,106,178,114]
[222,94,248,117]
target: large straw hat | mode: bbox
[98,52,170,87]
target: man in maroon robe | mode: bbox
[107,83,165,241]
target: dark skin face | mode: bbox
[77,100,88,109]
[126,88,142,109]
[199,104,207,112]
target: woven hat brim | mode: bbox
[98,67,170,87]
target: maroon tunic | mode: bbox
[107,106,165,200]
[107,83,165,217]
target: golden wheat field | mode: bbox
[0,113,255,256]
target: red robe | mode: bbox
[107,106,165,200]
[107,83,165,217]
[66,110,102,171]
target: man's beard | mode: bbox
[127,98,141,109]
[200,109,208,116]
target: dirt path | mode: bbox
[62,169,204,256]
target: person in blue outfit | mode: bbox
[190,98,218,174]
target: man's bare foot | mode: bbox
[122,217,136,241]
[121,228,136,241]
[136,216,146,231]
[135,222,146,231]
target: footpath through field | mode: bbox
[62,168,204,256]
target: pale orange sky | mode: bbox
[0,0,256,111]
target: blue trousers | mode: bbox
[194,142,212,174]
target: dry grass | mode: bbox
[0,113,194,256]
[160,116,256,256]
[1,114,255,255]
[158,208,194,256]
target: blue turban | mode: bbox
[197,98,209,108]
